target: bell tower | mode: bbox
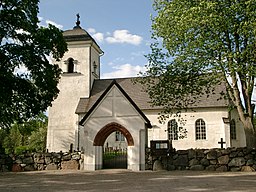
[47,15,103,152]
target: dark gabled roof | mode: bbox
[63,28,103,54]
[76,77,229,116]
[63,28,93,42]
[79,80,152,127]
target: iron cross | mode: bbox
[218,138,226,149]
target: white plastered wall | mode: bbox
[230,109,246,147]
[145,107,245,150]
[47,42,92,152]
[80,86,147,171]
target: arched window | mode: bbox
[67,58,74,73]
[195,119,206,140]
[230,119,236,140]
[167,119,178,140]
[115,131,125,141]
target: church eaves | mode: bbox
[76,77,229,116]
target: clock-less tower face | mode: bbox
[60,27,103,97]
[47,25,103,153]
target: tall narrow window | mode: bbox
[195,119,206,140]
[93,61,97,73]
[115,131,125,141]
[167,119,178,140]
[230,119,236,140]
[68,58,74,73]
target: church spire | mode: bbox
[74,13,81,29]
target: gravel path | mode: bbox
[1,170,256,192]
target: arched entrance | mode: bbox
[93,122,134,169]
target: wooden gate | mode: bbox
[103,148,127,169]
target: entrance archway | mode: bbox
[93,122,134,169]
[94,122,134,146]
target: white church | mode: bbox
[47,20,246,171]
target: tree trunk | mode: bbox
[243,117,256,148]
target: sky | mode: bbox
[39,0,155,79]
[38,0,256,102]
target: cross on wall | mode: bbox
[218,138,226,149]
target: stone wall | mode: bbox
[147,147,256,172]
[2,147,256,172]
[0,152,83,172]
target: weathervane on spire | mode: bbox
[74,13,81,29]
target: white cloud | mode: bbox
[87,28,104,43]
[46,20,63,29]
[106,30,143,45]
[92,33,104,43]
[38,16,43,22]
[86,28,143,45]
[101,63,146,79]
[87,28,96,34]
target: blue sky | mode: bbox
[39,0,155,79]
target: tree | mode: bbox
[3,124,22,154]
[0,0,67,128]
[2,113,48,154]
[29,113,48,152]
[141,0,256,147]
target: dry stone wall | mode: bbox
[147,147,256,172]
[2,147,256,172]
[0,152,83,172]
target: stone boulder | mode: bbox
[153,160,164,171]
[207,150,217,160]
[196,149,205,158]
[188,149,196,160]
[205,165,216,171]
[24,165,35,171]
[200,158,209,166]
[228,157,245,167]
[62,154,72,161]
[34,157,45,164]
[173,155,188,167]
[230,167,241,172]
[216,165,228,172]
[12,164,22,172]
[190,165,204,171]
[37,164,45,171]
[246,159,254,166]
[241,166,255,172]
[189,158,199,166]
[218,155,229,165]
[61,160,79,170]
[46,163,58,170]
[71,154,81,160]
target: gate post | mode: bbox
[140,129,146,171]
[95,146,103,170]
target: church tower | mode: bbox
[47,15,103,152]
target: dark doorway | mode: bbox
[103,147,127,169]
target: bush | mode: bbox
[14,146,33,155]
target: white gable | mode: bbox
[80,84,148,171]
[86,85,146,122]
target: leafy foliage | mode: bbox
[141,0,256,146]
[0,0,67,128]
[2,113,48,155]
